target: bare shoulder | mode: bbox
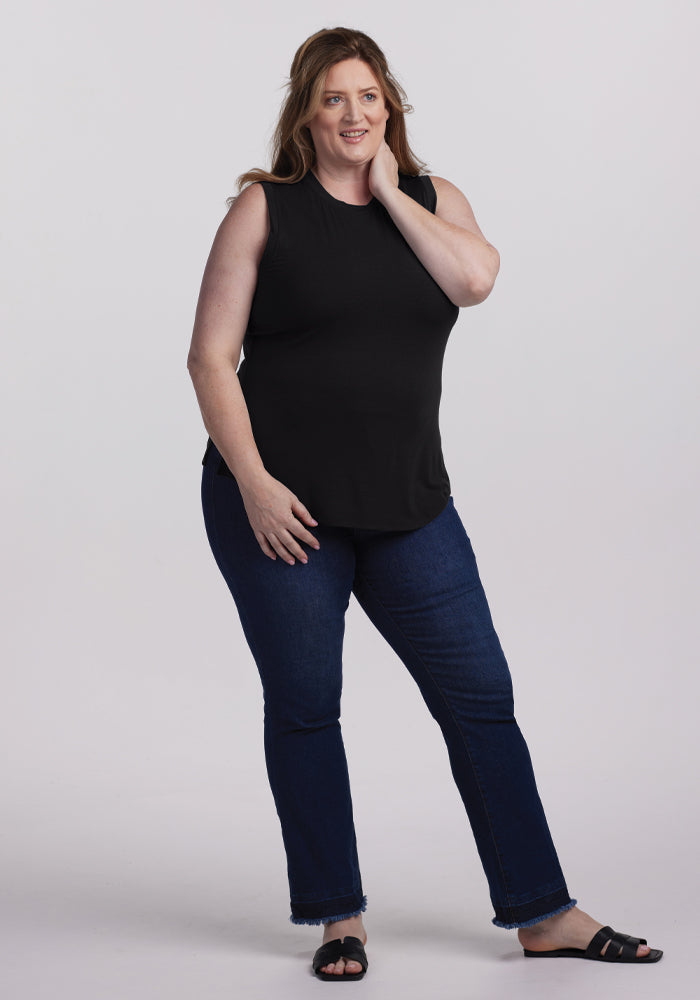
[227,179,268,218]
[211,181,270,267]
[189,182,271,366]
[428,175,489,241]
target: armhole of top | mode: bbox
[401,173,438,215]
[258,181,280,265]
[422,174,438,215]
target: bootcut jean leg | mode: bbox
[351,496,577,928]
[201,454,367,925]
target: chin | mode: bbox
[342,144,381,162]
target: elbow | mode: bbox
[452,274,495,308]
[455,247,500,307]
[186,351,203,379]
[472,270,498,305]
[187,349,240,376]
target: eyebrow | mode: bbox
[322,86,380,94]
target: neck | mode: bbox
[312,161,373,205]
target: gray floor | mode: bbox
[4,533,695,1000]
[2,762,688,1000]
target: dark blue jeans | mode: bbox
[201,443,576,928]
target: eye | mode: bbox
[363,93,378,101]
[326,96,342,105]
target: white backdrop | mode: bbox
[2,1,697,996]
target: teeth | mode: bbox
[341,130,366,137]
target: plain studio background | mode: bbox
[2,0,697,996]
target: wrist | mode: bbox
[374,182,403,210]
[235,463,269,493]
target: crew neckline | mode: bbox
[306,169,376,209]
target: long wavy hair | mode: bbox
[227,27,427,206]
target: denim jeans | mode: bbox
[201,442,576,928]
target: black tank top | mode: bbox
[202,169,460,530]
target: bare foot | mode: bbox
[318,915,368,976]
[518,906,652,958]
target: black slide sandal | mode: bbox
[312,936,369,980]
[523,925,663,962]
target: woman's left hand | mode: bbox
[368,141,399,203]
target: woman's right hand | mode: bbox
[237,471,321,564]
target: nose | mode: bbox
[342,98,365,124]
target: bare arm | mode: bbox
[368,143,500,307]
[187,183,320,564]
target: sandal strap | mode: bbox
[586,926,643,961]
[312,936,368,973]
[336,936,368,970]
[616,934,640,961]
[312,939,343,971]
[585,926,614,959]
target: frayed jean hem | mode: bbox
[492,897,577,929]
[289,895,368,926]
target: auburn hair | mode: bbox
[227,26,427,206]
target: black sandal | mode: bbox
[523,924,663,962]
[312,935,369,980]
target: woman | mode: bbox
[187,26,661,980]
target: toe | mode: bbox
[600,939,652,959]
[333,958,346,975]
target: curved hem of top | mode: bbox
[289,895,368,926]
[492,897,578,930]
[322,493,452,534]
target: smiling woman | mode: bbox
[307,61,389,175]
[187,24,662,983]
[229,26,427,193]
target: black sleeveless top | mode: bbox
[202,169,460,531]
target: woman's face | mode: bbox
[307,58,390,171]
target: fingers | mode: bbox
[368,142,399,200]
[258,510,321,564]
[240,477,322,564]
[292,499,318,528]
[291,500,321,550]
[267,527,312,565]
[255,532,278,561]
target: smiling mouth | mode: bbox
[339,130,367,138]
